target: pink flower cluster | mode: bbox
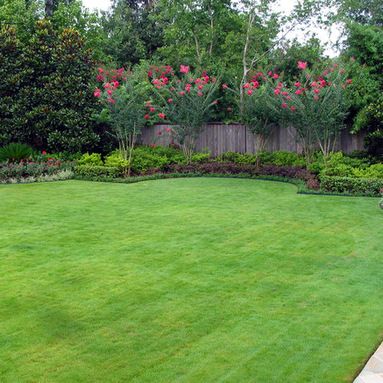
[149,65,217,101]
[143,100,166,121]
[238,61,353,112]
[94,67,127,104]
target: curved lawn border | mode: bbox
[73,172,383,199]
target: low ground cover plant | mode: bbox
[0,160,74,184]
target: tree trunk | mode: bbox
[45,0,55,17]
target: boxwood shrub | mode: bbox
[320,176,383,196]
[74,165,122,178]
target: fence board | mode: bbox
[139,124,365,155]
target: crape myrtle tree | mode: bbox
[276,61,352,160]
[94,66,152,176]
[148,64,220,163]
[223,69,281,155]
[307,0,383,154]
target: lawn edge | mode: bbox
[72,173,381,199]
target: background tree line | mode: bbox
[0,0,382,155]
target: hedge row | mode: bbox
[320,176,383,196]
[75,162,319,185]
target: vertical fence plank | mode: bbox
[139,124,365,155]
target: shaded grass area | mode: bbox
[0,178,382,382]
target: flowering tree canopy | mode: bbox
[94,66,151,175]
[149,64,220,162]
[274,61,352,158]
[235,71,283,152]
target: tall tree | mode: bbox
[102,0,163,67]
[45,0,73,17]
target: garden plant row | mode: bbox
[1,145,382,197]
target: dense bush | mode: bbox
[0,21,100,153]
[82,146,190,175]
[320,176,383,196]
[74,165,122,178]
[312,152,382,179]
[77,153,103,166]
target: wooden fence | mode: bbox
[140,123,365,156]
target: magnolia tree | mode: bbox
[94,67,150,176]
[275,61,352,160]
[148,65,220,163]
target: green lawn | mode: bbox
[0,178,382,383]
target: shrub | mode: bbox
[216,151,306,167]
[325,152,367,168]
[104,151,130,169]
[0,21,100,152]
[104,146,186,174]
[165,162,315,182]
[77,153,103,166]
[320,176,383,196]
[319,152,369,177]
[352,163,383,179]
[0,160,73,182]
[216,152,250,163]
[268,151,306,167]
[135,145,185,164]
[130,150,168,174]
[74,165,121,178]
[321,163,355,177]
[191,153,211,163]
[0,143,33,163]
[1,170,73,184]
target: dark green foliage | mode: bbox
[354,97,383,157]
[0,20,100,153]
[102,0,164,67]
[346,23,383,81]
[0,143,33,163]
[0,26,23,144]
[320,176,383,196]
[344,24,383,153]
[273,38,325,81]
